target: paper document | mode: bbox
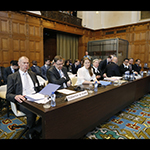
[104,76,122,81]
[34,98,51,104]
[39,83,60,96]
[25,93,45,101]
[57,89,76,95]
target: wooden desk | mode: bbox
[22,76,150,139]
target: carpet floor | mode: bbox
[84,94,150,139]
[0,109,26,139]
[1,94,150,139]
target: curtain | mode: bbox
[57,33,79,61]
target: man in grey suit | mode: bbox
[6,56,41,138]
[47,55,71,89]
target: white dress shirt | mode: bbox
[123,63,129,69]
[10,66,15,73]
[19,69,36,95]
[76,66,96,85]
[56,67,67,88]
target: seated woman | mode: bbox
[76,57,100,85]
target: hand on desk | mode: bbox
[15,95,26,103]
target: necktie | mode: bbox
[59,70,67,88]
[23,72,32,95]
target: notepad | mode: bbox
[57,89,76,95]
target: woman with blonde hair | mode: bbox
[76,57,100,85]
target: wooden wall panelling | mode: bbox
[1,11,150,70]
[0,13,10,67]
[0,11,44,67]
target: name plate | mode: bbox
[66,90,88,101]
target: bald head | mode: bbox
[112,57,118,64]
[18,56,29,72]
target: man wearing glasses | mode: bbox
[47,55,71,89]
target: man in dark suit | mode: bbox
[98,55,112,74]
[104,56,121,77]
[4,60,19,84]
[41,58,51,80]
[6,56,41,138]
[119,58,129,76]
[133,59,141,74]
[72,59,80,74]
[30,60,41,76]
[47,55,71,89]
[92,59,104,80]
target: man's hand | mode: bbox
[67,80,71,87]
[14,95,26,103]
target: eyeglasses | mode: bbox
[55,63,63,66]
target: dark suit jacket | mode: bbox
[4,66,18,84]
[104,62,121,77]
[133,64,141,74]
[72,63,79,74]
[6,70,40,103]
[30,65,41,76]
[98,59,108,74]
[119,64,129,76]
[93,67,104,80]
[41,65,50,80]
[47,66,70,89]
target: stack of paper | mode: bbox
[25,83,60,104]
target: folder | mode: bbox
[99,80,112,86]
[39,83,60,96]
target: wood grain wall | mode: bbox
[93,22,150,69]
[0,11,43,67]
[1,11,150,70]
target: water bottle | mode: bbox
[94,81,98,92]
[130,73,134,81]
[124,72,128,80]
[141,71,143,77]
[51,92,56,107]
[133,72,135,80]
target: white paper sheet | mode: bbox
[25,93,45,101]
[104,76,122,81]
[34,98,51,104]
[57,89,76,95]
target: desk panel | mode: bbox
[22,76,150,139]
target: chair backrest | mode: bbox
[0,85,7,91]
[0,85,25,117]
[36,75,47,86]
[0,85,7,99]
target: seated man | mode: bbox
[92,59,104,80]
[72,59,80,74]
[47,55,71,89]
[119,58,129,76]
[6,56,41,139]
[30,60,41,76]
[104,56,121,77]
[4,60,19,84]
[133,59,141,74]
[41,58,51,80]
[98,55,112,74]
